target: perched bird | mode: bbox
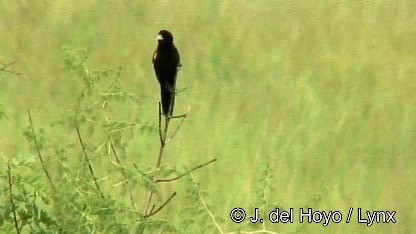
[152,30,181,116]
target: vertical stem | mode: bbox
[144,103,171,216]
[27,109,55,191]
[7,161,21,234]
[76,127,104,198]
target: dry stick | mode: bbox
[27,109,55,191]
[0,60,26,77]
[143,190,154,216]
[76,127,104,198]
[149,204,156,215]
[144,90,188,217]
[143,109,162,214]
[7,161,21,234]
[166,109,190,145]
[143,192,177,218]
[175,87,187,94]
[155,158,217,183]
[143,104,164,215]
[168,113,187,119]
[0,60,16,70]
[143,102,172,216]
[156,120,168,168]
[110,142,137,209]
[156,101,171,168]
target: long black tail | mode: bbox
[160,85,175,116]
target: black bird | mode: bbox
[152,30,181,116]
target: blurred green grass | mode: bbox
[1,1,415,233]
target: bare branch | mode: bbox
[0,60,16,68]
[166,107,191,144]
[0,60,26,77]
[168,113,187,119]
[155,108,170,169]
[143,192,177,218]
[149,204,156,215]
[7,161,21,234]
[76,127,104,198]
[27,109,55,191]
[175,87,187,94]
[143,191,154,215]
[143,87,193,220]
[155,159,217,183]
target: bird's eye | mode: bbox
[157,35,163,40]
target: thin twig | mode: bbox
[0,60,16,69]
[27,109,55,191]
[155,114,169,169]
[0,60,26,77]
[143,191,154,215]
[143,192,177,218]
[166,107,191,144]
[149,204,156,215]
[168,113,187,119]
[7,161,21,234]
[110,142,136,209]
[169,114,186,140]
[76,127,104,198]
[175,87,187,94]
[144,101,172,215]
[144,89,190,218]
[144,103,166,215]
[155,159,217,183]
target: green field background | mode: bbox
[1,1,415,233]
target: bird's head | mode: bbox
[157,30,174,45]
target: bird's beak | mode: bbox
[157,35,163,41]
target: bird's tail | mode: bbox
[160,85,175,116]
